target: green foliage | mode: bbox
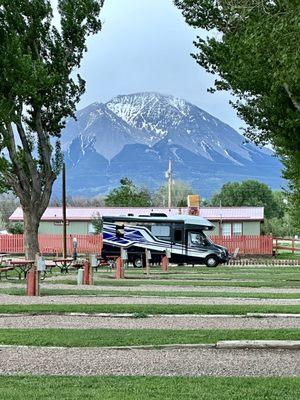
[152,180,194,207]
[175,0,300,228]
[0,0,103,257]
[210,180,282,219]
[263,216,298,237]
[105,178,151,207]
[7,222,24,234]
[91,213,103,234]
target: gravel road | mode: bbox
[0,314,299,330]
[0,294,299,305]
[1,282,300,294]
[0,347,298,377]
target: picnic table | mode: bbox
[9,260,35,280]
[53,258,74,274]
[95,255,118,271]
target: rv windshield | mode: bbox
[188,231,212,247]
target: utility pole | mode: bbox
[219,200,222,236]
[62,163,67,259]
[166,159,173,208]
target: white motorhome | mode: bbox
[102,214,229,267]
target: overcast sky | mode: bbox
[60,0,243,131]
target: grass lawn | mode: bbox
[2,287,300,299]
[0,328,299,347]
[0,304,300,315]
[0,376,299,400]
[42,277,300,288]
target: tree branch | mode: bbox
[283,83,300,112]
[15,119,40,196]
[3,123,31,197]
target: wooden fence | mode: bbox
[273,237,300,255]
[211,235,273,255]
[0,234,272,256]
[0,234,103,255]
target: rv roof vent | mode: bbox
[127,213,134,216]
[150,213,167,217]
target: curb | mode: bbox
[216,340,300,350]
[0,312,300,318]
[0,341,299,351]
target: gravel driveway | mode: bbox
[0,314,299,330]
[0,347,298,377]
[0,294,299,306]
[1,282,300,294]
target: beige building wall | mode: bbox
[37,219,261,236]
[38,221,90,235]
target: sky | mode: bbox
[55,0,242,131]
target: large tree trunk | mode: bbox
[23,208,40,260]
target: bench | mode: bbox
[0,266,15,280]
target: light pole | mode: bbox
[165,159,173,208]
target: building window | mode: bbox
[233,223,242,236]
[221,223,231,237]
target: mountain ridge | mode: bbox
[55,92,284,198]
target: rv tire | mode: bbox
[205,255,219,268]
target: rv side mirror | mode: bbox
[116,224,125,238]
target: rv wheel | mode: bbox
[133,257,143,268]
[205,255,219,268]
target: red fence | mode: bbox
[273,237,300,255]
[211,235,273,255]
[0,234,103,255]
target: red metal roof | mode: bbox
[9,206,264,222]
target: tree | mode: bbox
[105,178,151,207]
[152,180,194,207]
[210,180,282,219]
[91,213,103,234]
[0,1,103,258]
[175,1,300,225]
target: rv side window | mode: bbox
[151,225,170,238]
[174,229,182,242]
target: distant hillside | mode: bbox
[52,92,284,198]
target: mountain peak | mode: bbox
[57,92,283,198]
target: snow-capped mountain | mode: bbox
[56,92,284,197]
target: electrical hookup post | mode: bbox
[145,249,151,276]
[26,253,46,296]
[116,248,127,279]
[162,249,171,273]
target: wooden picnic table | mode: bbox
[95,255,118,270]
[53,258,74,274]
[9,260,35,280]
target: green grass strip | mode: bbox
[1,287,300,299]
[0,328,299,347]
[0,304,299,315]
[44,278,300,288]
[0,376,299,400]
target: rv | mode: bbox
[102,214,229,268]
